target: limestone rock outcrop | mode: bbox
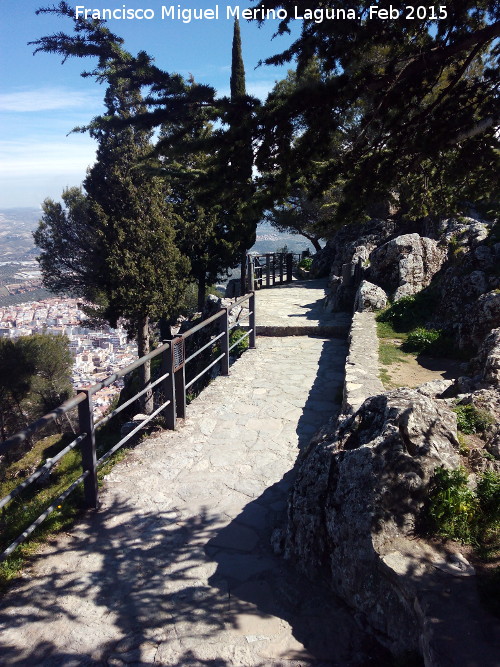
[318,214,499,355]
[310,218,395,309]
[284,389,461,655]
[369,233,446,300]
[439,215,490,247]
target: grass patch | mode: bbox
[379,367,393,387]
[0,440,86,593]
[379,340,410,366]
[376,317,413,388]
[376,319,408,341]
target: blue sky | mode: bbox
[0,1,298,208]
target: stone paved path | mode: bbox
[255,279,351,337]
[0,284,385,666]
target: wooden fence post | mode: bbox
[249,292,256,349]
[78,389,98,509]
[161,342,176,430]
[248,255,255,292]
[266,254,271,288]
[286,253,293,282]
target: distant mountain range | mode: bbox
[0,207,313,264]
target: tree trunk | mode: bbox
[197,275,206,313]
[299,231,323,253]
[240,251,247,295]
[137,314,153,415]
[311,238,323,253]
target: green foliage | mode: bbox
[375,319,407,341]
[403,327,442,351]
[457,432,470,456]
[376,292,437,332]
[477,471,500,525]
[298,257,313,270]
[263,175,338,251]
[0,432,86,591]
[253,0,499,224]
[0,334,73,446]
[378,341,409,367]
[401,327,456,356]
[425,466,500,547]
[229,326,249,358]
[453,404,494,435]
[426,467,478,543]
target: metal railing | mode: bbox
[0,291,255,562]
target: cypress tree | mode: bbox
[226,19,258,291]
[230,18,246,99]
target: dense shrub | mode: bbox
[425,466,500,547]
[298,257,313,270]
[401,326,456,356]
[376,290,438,332]
[229,326,249,358]
[402,327,442,352]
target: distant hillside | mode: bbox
[0,208,41,262]
[0,211,315,299]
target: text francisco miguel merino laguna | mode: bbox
[74,5,369,23]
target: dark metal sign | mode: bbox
[172,338,185,371]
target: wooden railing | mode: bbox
[247,252,304,290]
[0,292,255,562]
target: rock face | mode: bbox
[433,240,500,351]
[311,218,396,309]
[369,233,446,300]
[354,280,388,312]
[472,327,500,386]
[438,215,490,247]
[319,214,498,355]
[285,389,460,655]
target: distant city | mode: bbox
[0,296,137,419]
[0,207,313,417]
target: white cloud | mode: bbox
[0,87,101,113]
[247,80,280,100]
[0,137,96,176]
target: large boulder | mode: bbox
[369,234,446,300]
[285,389,461,656]
[354,280,388,312]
